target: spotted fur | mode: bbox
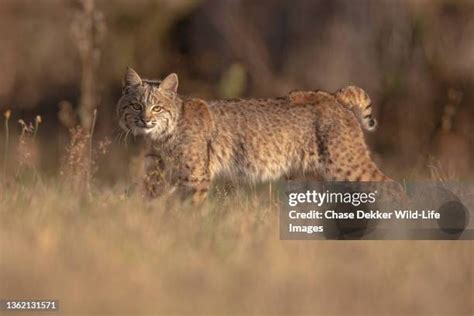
[335,86,377,131]
[288,86,377,131]
[118,68,394,203]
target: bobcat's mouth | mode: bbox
[121,119,159,136]
[133,126,156,136]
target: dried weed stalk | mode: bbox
[60,111,110,194]
[16,117,41,178]
[60,126,90,191]
[3,109,11,178]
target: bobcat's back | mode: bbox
[289,86,377,131]
[205,94,364,181]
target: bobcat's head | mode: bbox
[117,67,181,139]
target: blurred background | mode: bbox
[0,0,473,182]
[1,2,473,315]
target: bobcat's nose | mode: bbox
[145,121,156,128]
[141,111,156,128]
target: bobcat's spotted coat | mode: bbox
[117,68,394,203]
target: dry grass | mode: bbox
[0,178,472,315]
[0,110,473,316]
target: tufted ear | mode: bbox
[123,67,142,89]
[159,73,179,94]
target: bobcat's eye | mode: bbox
[152,106,162,113]
[131,103,141,111]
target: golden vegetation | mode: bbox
[0,112,472,315]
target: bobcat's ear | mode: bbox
[159,73,179,94]
[123,67,142,89]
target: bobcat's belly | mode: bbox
[208,141,316,183]
[210,158,291,182]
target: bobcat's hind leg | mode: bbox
[315,127,407,203]
[316,136,392,182]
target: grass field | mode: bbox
[1,177,473,315]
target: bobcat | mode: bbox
[117,68,394,203]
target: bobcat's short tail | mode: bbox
[335,86,377,131]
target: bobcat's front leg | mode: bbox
[176,179,210,204]
[169,98,213,204]
[143,152,210,204]
[175,162,211,204]
[143,153,167,199]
